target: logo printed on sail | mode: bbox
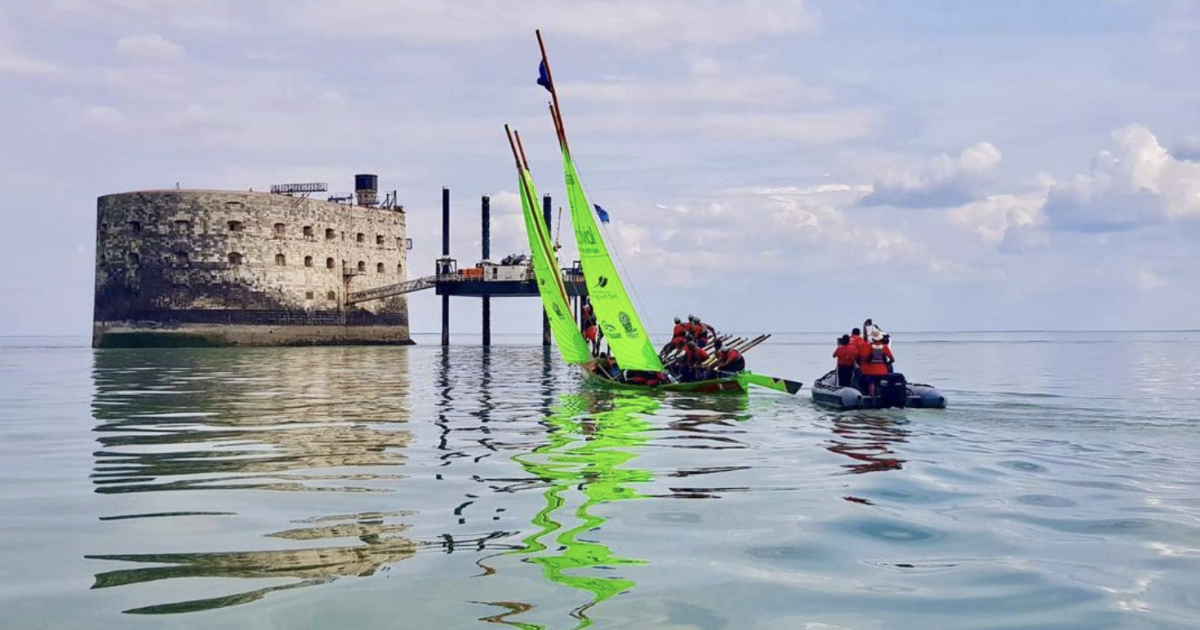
[601,322,622,339]
[596,276,609,288]
[618,311,639,339]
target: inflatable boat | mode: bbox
[811,370,947,410]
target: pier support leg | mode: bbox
[442,186,451,347]
[482,296,491,347]
[481,195,491,347]
[442,295,450,347]
[543,194,553,347]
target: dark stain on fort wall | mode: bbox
[93,190,411,347]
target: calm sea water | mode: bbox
[1,332,1198,629]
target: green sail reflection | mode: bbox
[499,392,658,629]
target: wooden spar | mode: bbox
[505,127,537,214]
[504,124,522,168]
[513,129,532,171]
[535,29,569,155]
[549,103,568,152]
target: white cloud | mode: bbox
[115,33,185,60]
[0,8,63,75]
[948,193,1048,250]
[80,104,129,130]
[574,108,880,144]
[47,0,242,32]
[1044,125,1200,231]
[863,141,1002,208]
[284,0,819,50]
[602,183,993,291]
[1137,268,1168,292]
[561,73,832,108]
[0,49,63,75]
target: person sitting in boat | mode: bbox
[623,369,665,387]
[596,352,619,379]
[715,348,745,374]
[661,317,688,356]
[833,334,857,386]
[858,329,894,397]
[682,341,710,381]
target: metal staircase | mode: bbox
[346,275,436,305]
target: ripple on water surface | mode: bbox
[2,335,1198,629]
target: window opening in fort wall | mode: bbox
[93,187,409,347]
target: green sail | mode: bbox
[519,168,592,364]
[559,152,663,372]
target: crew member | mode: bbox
[697,319,719,350]
[672,317,687,339]
[849,328,866,353]
[716,348,745,373]
[662,317,688,356]
[858,329,894,397]
[694,318,710,347]
[832,335,857,386]
[582,304,600,355]
[683,341,709,381]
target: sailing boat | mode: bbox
[504,31,802,395]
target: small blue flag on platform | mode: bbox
[594,204,610,224]
[537,60,553,93]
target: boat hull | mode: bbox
[811,370,947,410]
[581,362,746,393]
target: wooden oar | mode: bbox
[703,334,771,368]
[706,334,765,361]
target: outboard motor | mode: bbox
[875,373,908,409]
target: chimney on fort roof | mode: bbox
[355,174,378,208]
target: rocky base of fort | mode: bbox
[93,322,413,347]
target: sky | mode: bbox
[1,0,1198,336]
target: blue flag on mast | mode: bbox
[594,204,610,224]
[537,60,553,93]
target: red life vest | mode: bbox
[860,343,893,376]
[833,346,857,367]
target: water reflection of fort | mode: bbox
[88,347,417,614]
[88,346,759,621]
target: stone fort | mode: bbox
[93,175,411,347]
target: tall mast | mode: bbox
[513,130,532,171]
[536,29,571,156]
[504,124,523,169]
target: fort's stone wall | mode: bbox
[93,190,411,347]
